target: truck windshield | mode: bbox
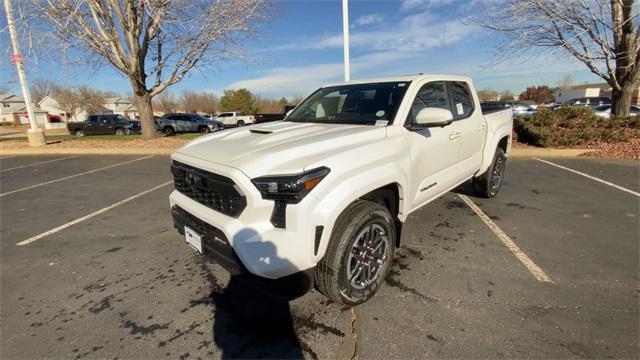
[286,82,410,125]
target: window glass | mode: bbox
[89,116,99,124]
[448,81,475,119]
[407,81,448,124]
[287,82,410,125]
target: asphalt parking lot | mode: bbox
[0,154,638,359]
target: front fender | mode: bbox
[309,161,409,262]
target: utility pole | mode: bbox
[4,0,46,146]
[342,0,350,81]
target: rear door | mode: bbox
[87,116,102,135]
[404,80,462,209]
[447,81,486,179]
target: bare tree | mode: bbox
[31,78,56,104]
[199,91,218,116]
[475,0,640,117]
[558,73,575,90]
[77,85,107,114]
[51,86,80,121]
[33,0,271,138]
[153,90,178,113]
[179,90,200,113]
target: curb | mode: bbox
[509,148,595,157]
[0,146,594,158]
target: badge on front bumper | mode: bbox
[184,226,203,253]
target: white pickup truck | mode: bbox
[169,74,513,305]
[214,111,255,127]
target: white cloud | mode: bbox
[353,14,384,27]
[401,0,456,11]
[276,12,472,53]
[227,51,419,97]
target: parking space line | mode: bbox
[0,156,153,197]
[535,158,640,197]
[1,156,80,172]
[459,194,553,283]
[16,180,173,246]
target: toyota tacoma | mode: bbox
[169,74,513,305]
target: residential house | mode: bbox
[39,95,112,122]
[0,93,57,128]
[103,97,139,118]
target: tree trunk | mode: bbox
[134,92,159,139]
[611,83,635,118]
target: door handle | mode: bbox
[448,132,461,140]
[477,124,486,131]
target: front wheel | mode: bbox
[237,120,245,127]
[163,126,175,136]
[114,128,125,136]
[473,147,507,198]
[315,200,396,306]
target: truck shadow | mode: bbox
[211,229,305,359]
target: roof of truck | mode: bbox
[323,74,473,87]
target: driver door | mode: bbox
[404,81,461,210]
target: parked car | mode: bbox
[156,113,223,135]
[214,112,255,127]
[563,97,611,107]
[67,114,140,136]
[169,74,513,305]
[254,105,298,124]
[592,104,640,118]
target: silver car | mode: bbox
[156,113,224,135]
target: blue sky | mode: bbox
[2,0,600,99]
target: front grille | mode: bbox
[171,161,246,218]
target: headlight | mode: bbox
[252,167,330,204]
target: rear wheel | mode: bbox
[74,129,85,137]
[199,126,211,133]
[114,128,125,136]
[473,147,507,198]
[237,120,245,127]
[315,200,396,306]
[163,126,175,136]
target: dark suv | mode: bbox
[67,115,141,136]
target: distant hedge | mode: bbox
[514,107,639,147]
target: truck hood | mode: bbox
[174,121,387,178]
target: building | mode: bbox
[0,93,60,129]
[554,83,612,104]
[39,95,112,122]
[103,97,139,118]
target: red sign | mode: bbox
[11,53,23,64]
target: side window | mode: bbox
[447,81,475,120]
[407,81,449,124]
[89,116,99,124]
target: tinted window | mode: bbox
[447,81,475,120]
[88,116,99,124]
[593,105,610,111]
[407,81,449,124]
[287,82,410,125]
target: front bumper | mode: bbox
[171,204,314,297]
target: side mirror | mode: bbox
[410,108,454,129]
[285,109,294,118]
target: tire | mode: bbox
[163,126,175,136]
[114,128,125,136]
[237,120,245,127]
[315,200,396,306]
[199,126,211,133]
[74,129,85,137]
[473,147,507,198]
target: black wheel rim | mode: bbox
[347,223,390,290]
[490,156,505,192]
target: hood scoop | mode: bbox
[249,129,273,135]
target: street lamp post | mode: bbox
[4,0,47,147]
[342,0,350,81]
